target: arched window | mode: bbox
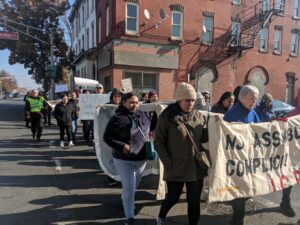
[249,69,267,97]
[195,66,215,97]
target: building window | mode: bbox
[91,0,94,12]
[262,0,269,11]
[78,13,81,29]
[82,35,85,50]
[274,30,282,53]
[291,32,299,56]
[231,21,241,46]
[202,16,213,44]
[259,28,268,52]
[126,2,139,34]
[98,17,101,43]
[171,11,183,40]
[82,6,85,26]
[91,21,95,48]
[86,28,89,49]
[294,0,300,17]
[233,0,241,4]
[106,6,110,36]
[86,0,89,17]
[104,76,111,91]
[79,40,81,51]
[124,71,159,96]
[275,0,285,13]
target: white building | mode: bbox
[69,0,97,81]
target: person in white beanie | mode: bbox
[154,82,207,225]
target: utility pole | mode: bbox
[49,31,54,99]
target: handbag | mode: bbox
[175,116,211,170]
[138,126,157,161]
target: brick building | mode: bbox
[94,0,300,104]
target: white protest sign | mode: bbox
[121,78,133,93]
[79,94,110,120]
[55,84,68,93]
[208,116,300,203]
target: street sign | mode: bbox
[45,65,58,78]
[0,31,19,40]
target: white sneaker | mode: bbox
[60,141,64,147]
[68,141,74,147]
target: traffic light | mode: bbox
[45,65,57,78]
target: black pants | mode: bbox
[47,108,52,125]
[31,116,42,138]
[82,120,93,142]
[159,179,204,225]
[231,186,293,225]
[59,124,71,142]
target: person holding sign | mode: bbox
[103,93,150,225]
[105,88,124,186]
[154,83,208,225]
[224,85,260,225]
[254,93,296,218]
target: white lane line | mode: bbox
[54,159,62,171]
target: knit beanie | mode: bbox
[175,83,196,101]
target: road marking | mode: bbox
[54,159,62,171]
[253,196,279,208]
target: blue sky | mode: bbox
[0,0,74,89]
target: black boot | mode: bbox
[125,218,134,225]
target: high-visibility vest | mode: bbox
[27,97,44,113]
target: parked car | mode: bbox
[3,93,13,99]
[12,93,20,98]
[257,99,295,117]
[272,99,295,117]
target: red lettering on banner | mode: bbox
[293,170,300,183]
[280,175,289,189]
[271,179,277,192]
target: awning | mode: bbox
[74,77,99,88]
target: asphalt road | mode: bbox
[0,99,299,225]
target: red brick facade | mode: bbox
[96,0,300,104]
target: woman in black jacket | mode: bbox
[103,93,150,225]
[68,91,79,143]
[53,94,74,148]
[211,91,234,114]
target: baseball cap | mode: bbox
[96,83,103,89]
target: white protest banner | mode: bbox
[208,115,300,203]
[79,94,110,120]
[121,78,133,93]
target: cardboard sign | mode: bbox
[121,78,133,93]
[78,94,110,120]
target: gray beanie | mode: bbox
[175,83,196,101]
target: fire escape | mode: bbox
[229,1,285,57]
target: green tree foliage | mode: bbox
[0,0,71,91]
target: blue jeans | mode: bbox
[71,119,78,142]
[114,158,146,219]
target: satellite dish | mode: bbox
[144,9,151,20]
[203,24,207,33]
[160,8,166,20]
